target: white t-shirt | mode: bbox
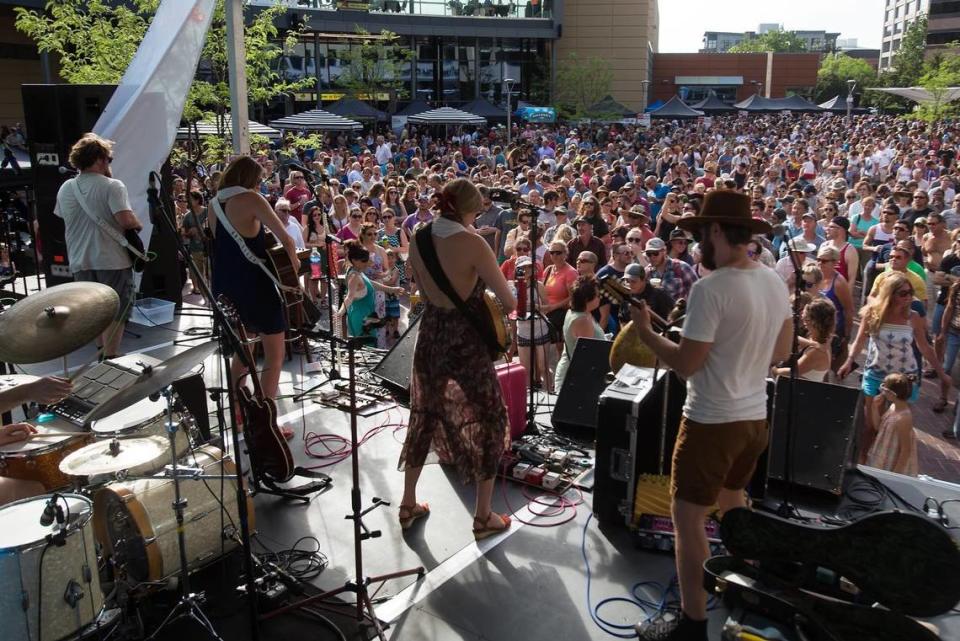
[284,218,305,250]
[681,265,791,423]
[54,172,133,273]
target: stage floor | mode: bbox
[12,304,960,641]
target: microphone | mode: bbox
[39,493,63,527]
[325,234,342,245]
[286,162,318,178]
[59,166,78,176]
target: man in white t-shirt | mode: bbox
[55,133,143,359]
[274,198,305,250]
[375,135,392,166]
[631,191,792,641]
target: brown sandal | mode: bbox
[934,398,949,414]
[399,502,429,529]
[473,512,511,540]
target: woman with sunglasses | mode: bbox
[329,193,350,233]
[840,273,949,442]
[303,204,327,304]
[384,185,408,219]
[377,207,409,287]
[336,205,365,244]
[542,240,579,357]
[814,246,855,371]
[359,222,390,346]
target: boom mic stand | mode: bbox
[777,235,805,519]
[523,214,549,435]
[146,172,262,641]
[174,160,217,345]
[263,335,424,640]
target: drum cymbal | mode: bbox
[84,341,218,426]
[59,436,169,477]
[0,282,119,363]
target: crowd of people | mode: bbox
[21,111,960,641]
[168,114,960,457]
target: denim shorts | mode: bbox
[862,368,920,403]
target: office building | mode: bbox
[927,0,960,55]
[701,27,839,53]
[880,0,929,70]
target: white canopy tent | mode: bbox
[869,86,960,104]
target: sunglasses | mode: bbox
[627,238,643,244]
[816,258,835,263]
[277,208,291,212]
[896,289,914,298]
[576,258,595,264]
[645,250,663,257]
[516,247,530,253]
[549,250,565,256]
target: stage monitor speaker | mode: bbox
[768,377,859,496]
[370,315,420,396]
[21,84,117,285]
[551,338,611,435]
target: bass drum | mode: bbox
[93,445,255,584]
[0,493,105,641]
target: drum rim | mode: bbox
[0,492,93,552]
[89,409,179,435]
[0,430,87,455]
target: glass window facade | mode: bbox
[274,34,550,111]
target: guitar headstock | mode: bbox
[217,295,238,326]
[597,274,631,306]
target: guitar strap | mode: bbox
[69,178,148,262]
[414,222,500,358]
[211,187,296,302]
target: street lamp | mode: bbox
[846,79,857,121]
[641,79,650,109]
[751,80,764,97]
[504,77,516,146]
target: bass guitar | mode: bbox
[219,296,296,483]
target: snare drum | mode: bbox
[90,396,199,471]
[0,493,105,641]
[93,446,255,584]
[0,426,92,490]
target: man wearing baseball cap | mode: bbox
[631,191,791,641]
[644,237,698,303]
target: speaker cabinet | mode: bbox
[370,315,420,396]
[551,338,612,435]
[21,84,116,285]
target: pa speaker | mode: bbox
[768,377,859,495]
[551,338,612,435]
[371,315,420,397]
[21,84,116,285]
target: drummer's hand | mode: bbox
[25,376,72,405]
[0,422,36,446]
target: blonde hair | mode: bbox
[438,178,483,223]
[861,272,912,336]
[68,133,113,170]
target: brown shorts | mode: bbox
[670,416,769,507]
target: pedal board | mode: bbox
[634,513,724,555]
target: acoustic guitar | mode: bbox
[263,231,321,328]
[219,296,296,483]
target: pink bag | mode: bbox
[496,362,527,440]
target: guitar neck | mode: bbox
[611,290,669,329]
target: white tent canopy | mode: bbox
[177,116,280,140]
[870,86,960,104]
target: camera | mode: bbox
[515,266,526,279]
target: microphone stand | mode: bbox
[145,172,262,641]
[778,235,804,518]
[524,215,546,435]
[174,160,217,344]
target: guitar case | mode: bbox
[703,556,941,641]
[720,508,960,618]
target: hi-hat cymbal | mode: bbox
[0,282,119,363]
[59,436,169,477]
[84,341,218,426]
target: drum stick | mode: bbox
[25,431,87,438]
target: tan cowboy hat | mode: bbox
[677,190,772,235]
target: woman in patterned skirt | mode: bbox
[399,178,517,540]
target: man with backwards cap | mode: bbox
[631,191,791,641]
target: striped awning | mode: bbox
[177,116,281,140]
[268,109,363,132]
[406,107,486,126]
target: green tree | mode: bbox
[728,29,808,53]
[891,13,928,85]
[15,0,313,163]
[913,51,960,124]
[335,28,413,111]
[554,52,613,120]
[815,53,877,102]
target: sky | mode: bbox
[658,0,886,52]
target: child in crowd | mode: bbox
[865,372,918,476]
[382,249,402,340]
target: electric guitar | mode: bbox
[219,296,296,483]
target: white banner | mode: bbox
[93,0,217,259]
